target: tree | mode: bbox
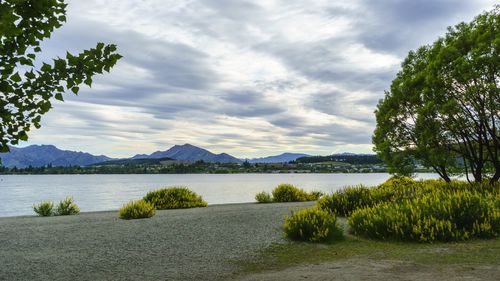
[373,7,499,184]
[0,0,122,152]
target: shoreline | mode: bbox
[0,171,437,175]
[0,201,275,220]
[0,202,313,281]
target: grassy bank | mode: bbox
[236,219,500,275]
[237,178,499,280]
[233,217,500,281]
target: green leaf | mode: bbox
[84,77,92,87]
[10,72,21,82]
[54,59,66,71]
[18,131,28,141]
[25,72,36,79]
[40,102,52,113]
[54,93,64,101]
[41,63,52,72]
[19,57,33,66]
[71,86,79,94]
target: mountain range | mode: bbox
[246,153,310,164]
[130,144,242,163]
[0,144,313,168]
[1,145,111,168]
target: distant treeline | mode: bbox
[295,154,382,165]
[0,158,391,175]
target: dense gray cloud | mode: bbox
[22,0,497,158]
[355,0,484,54]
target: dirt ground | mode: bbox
[234,258,500,281]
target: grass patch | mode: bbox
[237,219,500,274]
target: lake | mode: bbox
[0,173,440,217]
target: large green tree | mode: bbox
[373,7,499,184]
[0,0,122,152]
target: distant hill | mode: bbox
[0,145,112,168]
[1,144,378,169]
[131,143,242,163]
[296,153,382,165]
[247,153,310,163]
[92,157,178,166]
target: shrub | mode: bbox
[373,179,499,203]
[272,183,318,202]
[309,190,324,200]
[348,190,500,242]
[372,176,422,202]
[255,191,273,203]
[33,201,54,217]
[283,206,343,242]
[119,200,156,220]
[318,185,374,216]
[143,186,208,209]
[55,197,80,216]
[377,176,416,190]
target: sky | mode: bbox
[23,0,496,158]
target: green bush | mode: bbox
[317,178,487,217]
[377,176,416,190]
[373,178,499,203]
[309,190,324,200]
[318,185,375,216]
[283,206,343,242]
[348,190,500,242]
[119,200,156,220]
[272,183,318,202]
[33,201,54,217]
[372,176,422,202]
[255,191,273,203]
[55,197,80,216]
[143,186,208,209]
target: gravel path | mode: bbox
[0,202,312,281]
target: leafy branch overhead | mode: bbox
[0,0,122,152]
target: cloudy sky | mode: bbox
[25,0,496,158]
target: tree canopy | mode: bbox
[0,0,122,152]
[373,7,499,183]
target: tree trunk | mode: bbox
[442,172,451,183]
[490,170,500,185]
[433,165,451,183]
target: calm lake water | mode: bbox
[0,173,439,217]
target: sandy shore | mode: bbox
[0,202,312,281]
